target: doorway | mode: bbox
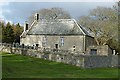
[55,44,58,49]
[90,49,97,55]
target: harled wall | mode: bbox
[20,35,85,52]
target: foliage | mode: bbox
[2,22,14,43]
[79,6,118,52]
[13,23,23,43]
[1,21,23,43]
[118,1,120,53]
[0,22,4,42]
[28,7,71,25]
[2,52,118,78]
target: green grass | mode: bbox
[1,52,119,78]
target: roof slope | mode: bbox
[26,19,90,35]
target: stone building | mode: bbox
[20,13,98,54]
[1,13,117,68]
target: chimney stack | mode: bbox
[34,13,39,21]
[24,21,28,32]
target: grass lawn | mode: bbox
[1,52,119,78]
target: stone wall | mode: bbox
[85,45,113,56]
[84,55,118,68]
[85,35,97,51]
[0,44,119,68]
[25,49,85,68]
[21,35,96,53]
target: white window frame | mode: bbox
[42,36,47,47]
[60,37,64,46]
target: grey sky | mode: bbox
[1,2,115,25]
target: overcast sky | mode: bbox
[0,2,115,25]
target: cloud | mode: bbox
[0,0,118,2]
[0,2,115,25]
[0,2,13,24]
[0,2,9,18]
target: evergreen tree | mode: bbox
[0,22,4,43]
[13,23,23,43]
[3,22,14,43]
[1,22,5,43]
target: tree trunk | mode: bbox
[103,42,106,45]
[94,37,99,45]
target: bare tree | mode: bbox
[79,6,118,46]
[28,7,71,25]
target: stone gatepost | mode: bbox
[10,44,12,53]
[49,54,52,60]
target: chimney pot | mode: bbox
[35,13,39,21]
[24,21,28,32]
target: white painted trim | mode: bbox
[72,19,86,35]
[28,20,37,32]
[20,20,37,38]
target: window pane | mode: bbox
[60,37,64,46]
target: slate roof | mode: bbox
[26,19,89,35]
